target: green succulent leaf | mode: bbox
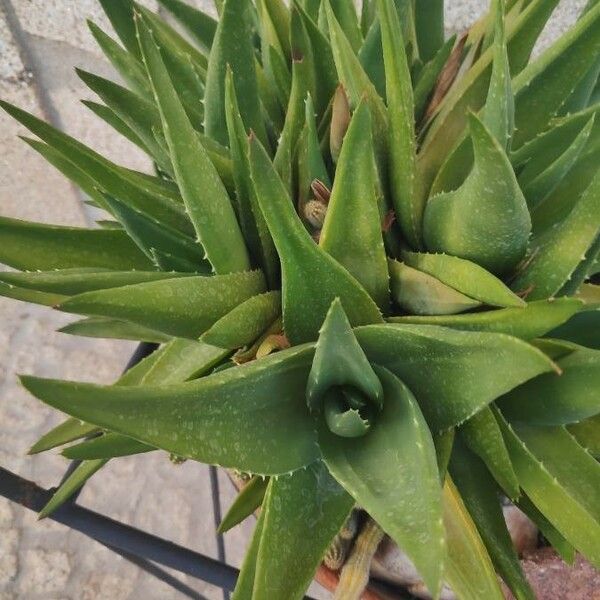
[59,317,171,344]
[356,324,556,431]
[224,71,279,287]
[204,0,267,147]
[460,407,520,499]
[0,216,152,271]
[87,20,150,96]
[388,259,482,316]
[512,2,600,148]
[498,415,600,567]
[81,102,150,156]
[98,0,141,58]
[252,463,354,600]
[325,0,388,156]
[482,0,515,151]
[38,459,108,519]
[443,477,505,600]
[0,101,192,235]
[232,511,265,600]
[76,69,172,173]
[510,168,600,300]
[62,433,153,460]
[450,440,534,600]
[569,415,600,458]
[57,271,266,339]
[414,0,444,63]
[377,0,421,249]
[417,0,563,200]
[137,17,251,275]
[391,298,582,340]
[295,1,337,118]
[402,251,525,308]
[319,366,444,598]
[201,292,281,350]
[101,195,209,271]
[499,348,600,425]
[515,493,577,564]
[306,299,383,417]
[358,21,385,101]
[424,114,531,275]
[413,35,456,122]
[0,283,64,307]
[548,309,600,350]
[28,418,98,455]
[248,133,383,344]
[21,344,320,476]
[218,476,268,534]
[319,101,389,311]
[0,269,194,297]
[272,53,312,193]
[520,116,595,209]
[155,0,217,52]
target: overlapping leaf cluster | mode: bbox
[1,0,599,598]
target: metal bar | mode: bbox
[0,467,320,600]
[0,467,240,591]
[104,544,207,600]
[209,464,229,600]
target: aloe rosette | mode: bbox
[1,0,600,598]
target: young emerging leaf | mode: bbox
[306,299,383,438]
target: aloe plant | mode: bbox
[1,0,600,598]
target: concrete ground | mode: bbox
[0,1,586,598]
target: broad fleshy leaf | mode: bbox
[319,367,445,598]
[201,292,281,350]
[62,433,153,460]
[511,168,600,299]
[388,259,481,316]
[423,114,531,275]
[248,133,383,344]
[450,441,534,600]
[460,407,520,499]
[138,17,251,275]
[443,477,505,600]
[377,0,421,249]
[306,299,383,423]
[38,459,108,519]
[498,415,600,566]
[21,344,320,475]
[390,298,582,339]
[57,271,266,339]
[319,101,389,311]
[355,324,556,431]
[499,348,600,425]
[252,463,354,600]
[0,216,152,271]
[402,251,525,308]
[204,0,267,146]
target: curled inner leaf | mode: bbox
[307,299,383,437]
